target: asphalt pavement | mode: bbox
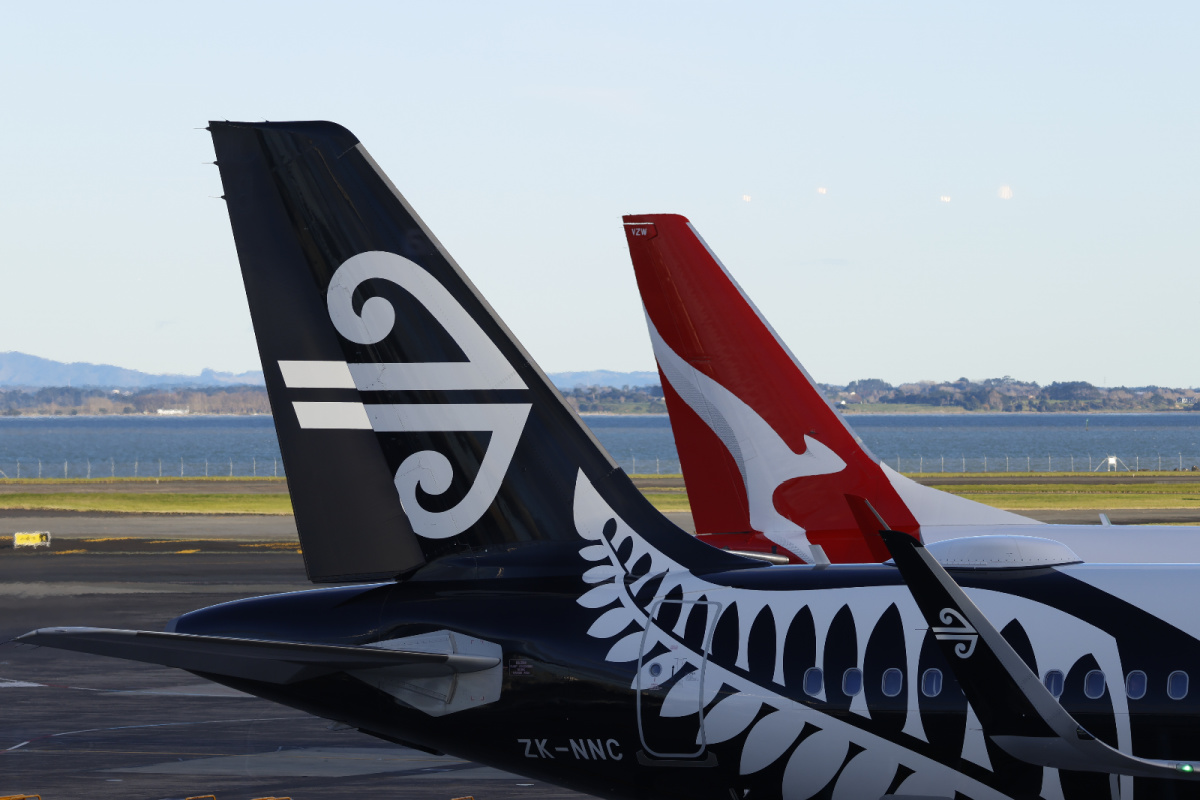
[0,546,592,800]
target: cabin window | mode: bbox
[881,668,903,698]
[842,668,863,696]
[1043,670,1065,699]
[1168,671,1189,700]
[921,668,943,698]
[1084,670,1106,700]
[803,667,823,697]
[1126,671,1147,700]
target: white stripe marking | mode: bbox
[348,362,525,392]
[279,360,356,389]
[292,402,372,429]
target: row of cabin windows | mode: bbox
[800,667,1189,701]
[1043,669,1189,701]
[802,667,907,698]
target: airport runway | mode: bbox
[0,512,300,540]
[0,506,1195,551]
[0,547,592,800]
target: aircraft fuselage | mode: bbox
[173,555,1200,800]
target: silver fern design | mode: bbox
[570,469,1134,800]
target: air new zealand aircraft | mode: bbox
[19,121,1200,800]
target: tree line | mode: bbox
[836,377,1200,412]
[1,378,1195,416]
[0,386,271,416]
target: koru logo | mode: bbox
[278,251,531,540]
[932,607,979,659]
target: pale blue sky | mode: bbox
[0,2,1195,386]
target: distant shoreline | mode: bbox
[1,408,1197,420]
[0,412,272,420]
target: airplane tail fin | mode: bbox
[622,215,920,564]
[211,122,750,582]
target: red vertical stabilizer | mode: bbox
[622,215,920,564]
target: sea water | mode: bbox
[0,412,1197,478]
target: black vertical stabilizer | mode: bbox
[210,121,753,582]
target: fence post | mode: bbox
[941,455,944,473]
[920,456,923,473]
[229,458,233,477]
[1026,456,1030,472]
[64,460,68,478]
[1006,455,1009,472]
[15,460,18,479]
[180,457,184,477]
[253,457,256,477]
[134,458,138,477]
[111,457,115,478]
[961,455,965,473]
[274,458,278,477]
[159,459,162,478]
[205,459,208,477]
[983,456,987,472]
[38,459,42,478]
[87,459,91,479]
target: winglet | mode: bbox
[880,530,1200,780]
[845,494,915,561]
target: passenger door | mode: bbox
[636,598,720,762]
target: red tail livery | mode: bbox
[622,214,1031,564]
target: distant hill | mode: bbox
[0,352,264,388]
[0,353,662,392]
[547,370,660,390]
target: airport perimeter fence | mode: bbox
[2,454,1198,480]
[610,455,1200,475]
[617,457,683,475]
[0,457,285,480]
[889,453,1200,474]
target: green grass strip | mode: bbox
[0,493,293,515]
[931,483,1200,495]
[955,492,1200,510]
[640,492,692,512]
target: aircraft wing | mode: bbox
[879,530,1200,781]
[16,627,500,685]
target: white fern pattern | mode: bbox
[570,469,1137,800]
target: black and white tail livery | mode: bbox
[211,121,744,581]
[19,122,1200,800]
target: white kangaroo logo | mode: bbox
[280,251,530,540]
[646,318,846,564]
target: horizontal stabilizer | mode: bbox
[880,531,1200,781]
[17,627,499,685]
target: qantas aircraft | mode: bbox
[18,122,1200,800]
[622,214,1200,566]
